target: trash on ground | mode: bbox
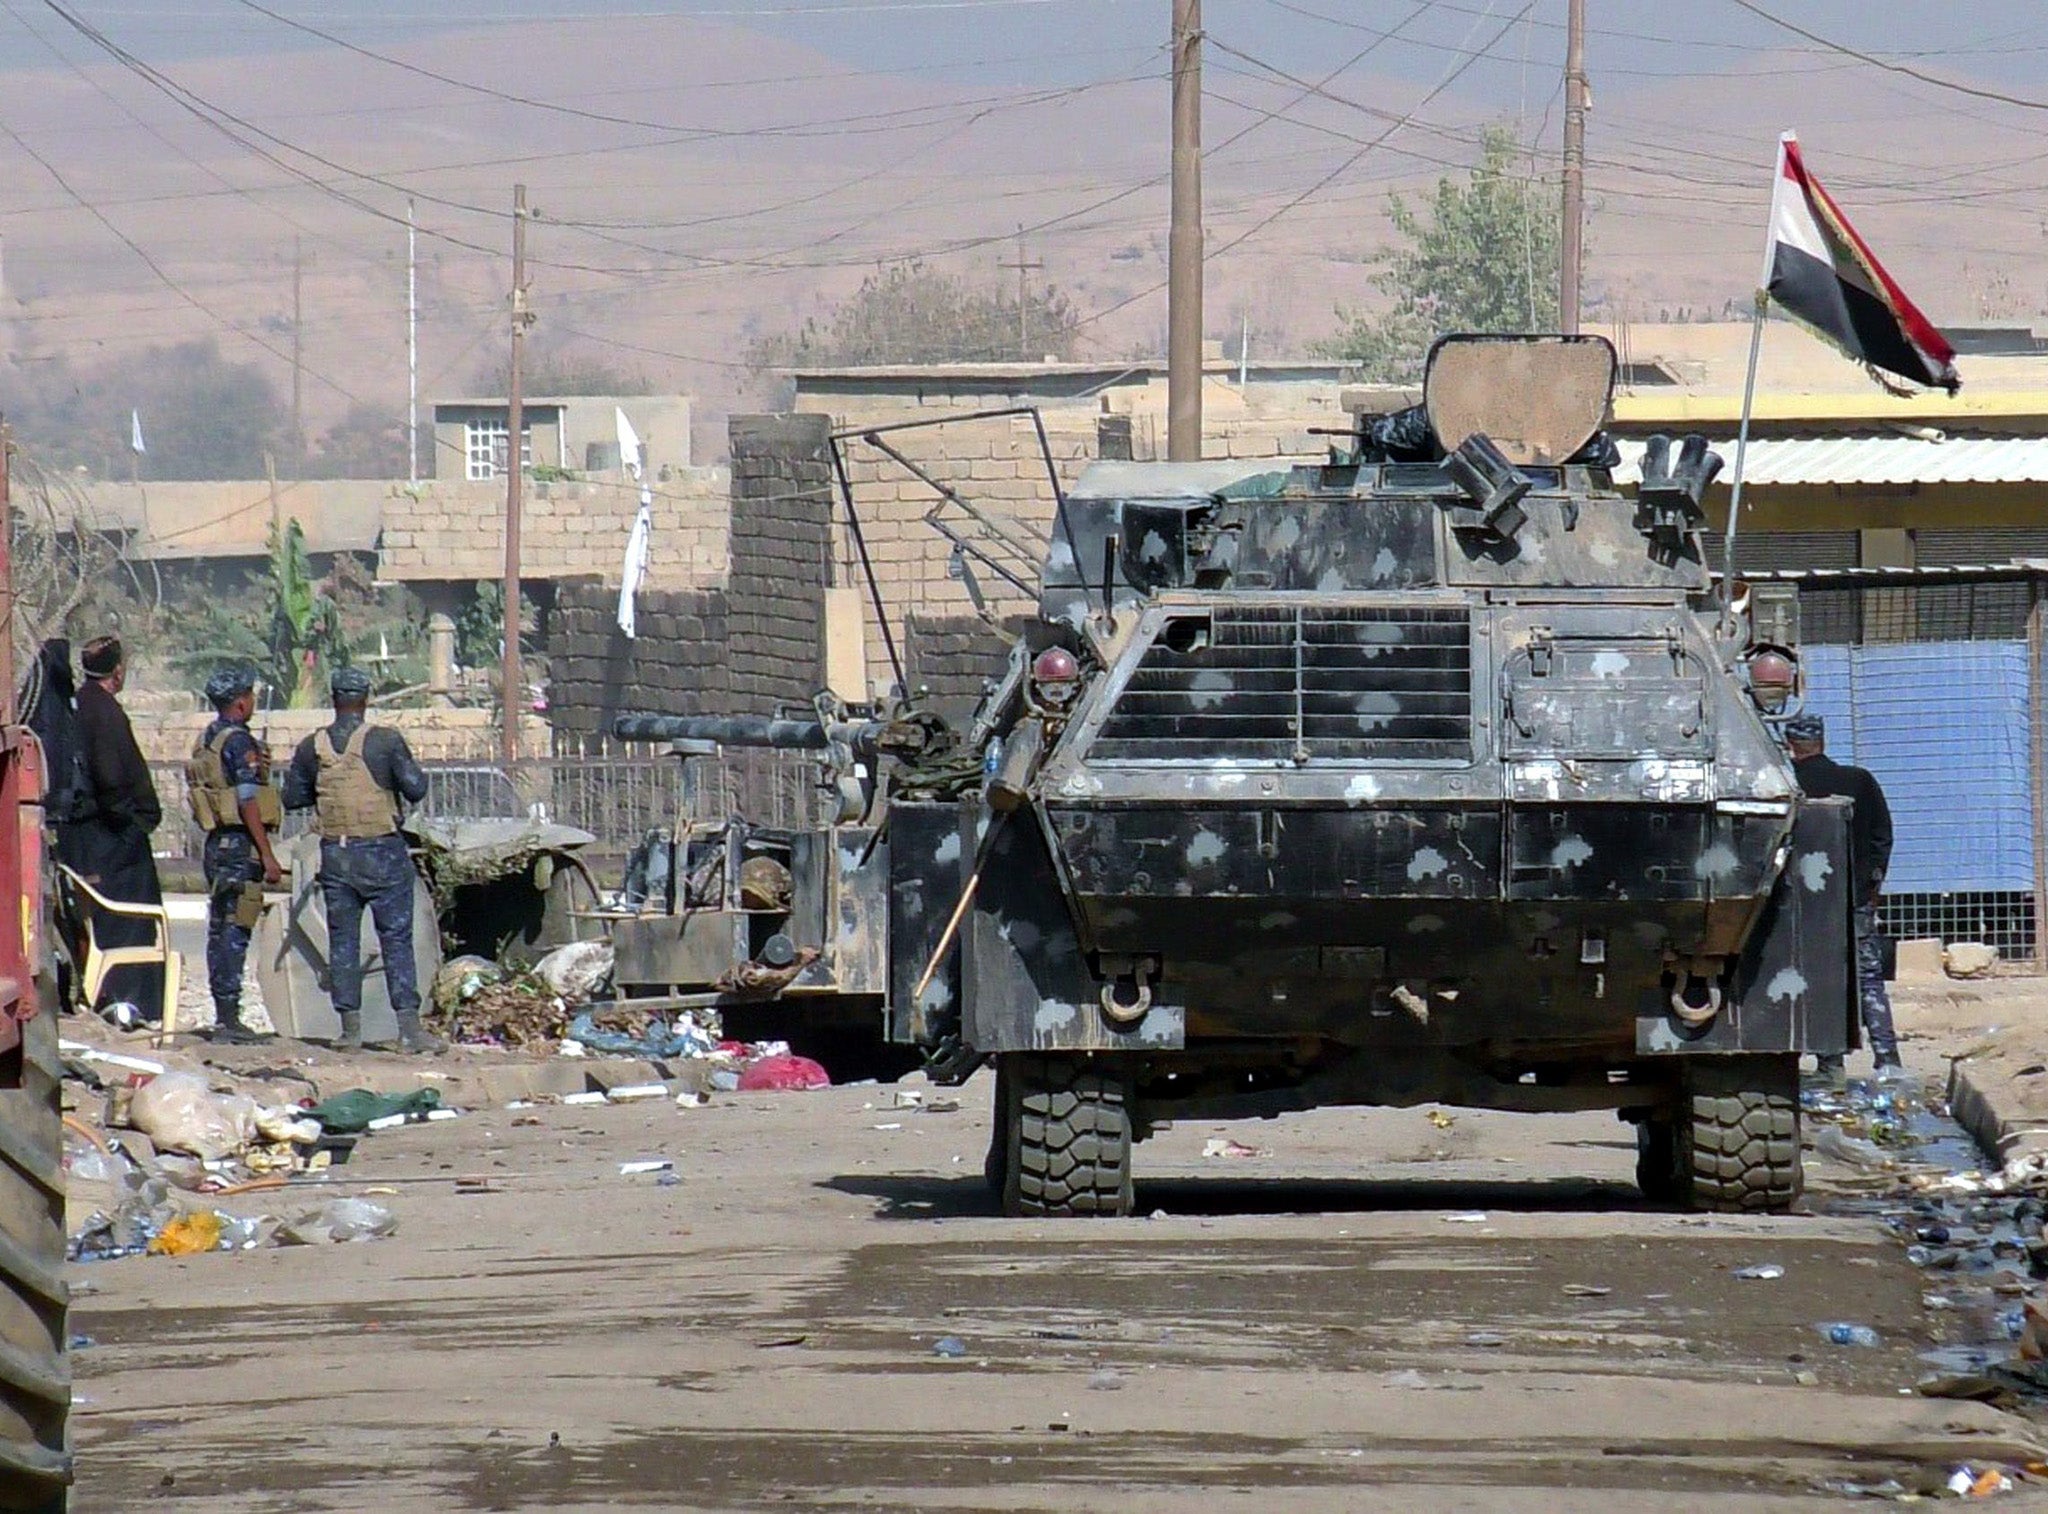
[307,1088,444,1135]
[1948,1466,2014,1497]
[1442,1211,1489,1224]
[1201,1138,1266,1159]
[1560,1283,1611,1297]
[274,1198,398,1246]
[567,1006,720,1060]
[1732,1263,1785,1281]
[533,940,615,1002]
[604,1083,670,1103]
[1813,1125,1894,1172]
[59,1042,166,1077]
[1465,1331,1507,1347]
[1817,1322,1881,1348]
[129,1071,256,1161]
[1086,1371,1124,1391]
[147,1209,223,1257]
[1427,1110,1455,1129]
[931,1335,968,1359]
[619,1160,673,1176]
[737,1053,831,1092]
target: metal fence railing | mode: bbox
[147,742,828,867]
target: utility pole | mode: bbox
[502,184,533,769]
[997,227,1042,359]
[1168,0,1203,460]
[1560,0,1587,333]
[290,235,304,457]
[407,199,418,486]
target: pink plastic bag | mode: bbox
[736,1053,831,1092]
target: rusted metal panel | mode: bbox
[612,911,743,990]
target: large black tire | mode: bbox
[0,1004,70,1511]
[1679,1055,1802,1214]
[999,1055,1134,1218]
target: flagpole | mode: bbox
[1720,286,1768,626]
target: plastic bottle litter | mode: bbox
[931,1336,968,1359]
[1813,1126,1892,1172]
[274,1198,398,1246]
[1818,1322,1882,1348]
[1732,1263,1785,1281]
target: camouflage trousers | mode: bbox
[1855,902,1899,1063]
[202,830,264,1019]
[319,833,421,1018]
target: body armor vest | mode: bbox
[315,725,401,840]
[184,727,281,833]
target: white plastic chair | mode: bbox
[57,865,182,1043]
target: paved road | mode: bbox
[70,1070,2042,1511]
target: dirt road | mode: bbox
[69,1072,2042,1512]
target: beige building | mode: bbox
[430,394,693,482]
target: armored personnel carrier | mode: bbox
[613,335,1852,1218]
[886,333,1852,1216]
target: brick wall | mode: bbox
[726,414,835,712]
[802,390,1345,693]
[904,613,1011,727]
[379,470,730,586]
[546,578,730,738]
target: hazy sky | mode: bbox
[21,0,2046,95]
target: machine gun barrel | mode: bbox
[610,713,833,749]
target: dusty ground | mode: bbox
[65,997,2048,1513]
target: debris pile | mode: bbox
[61,1038,429,1262]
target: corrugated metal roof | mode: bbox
[1612,435,2048,487]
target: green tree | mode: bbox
[162,519,346,706]
[1315,126,1560,382]
[747,260,1080,369]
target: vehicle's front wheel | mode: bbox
[999,1054,1134,1218]
[1679,1055,1802,1214]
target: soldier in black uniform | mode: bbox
[282,667,443,1054]
[1785,712,1901,1080]
[187,668,285,1043]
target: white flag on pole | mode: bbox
[614,408,654,639]
[130,409,146,454]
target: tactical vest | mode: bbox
[184,727,282,833]
[314,725,401,840]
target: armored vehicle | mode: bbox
[617,334,1853,1219]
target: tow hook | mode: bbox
[1670,975,1722,1028]
[1101,965,1154,1025]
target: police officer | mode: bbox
[1786,711,1901,1079]
[187,668,283,1044]
[282,667,445,1054]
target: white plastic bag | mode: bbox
[534,940,614,1002]
[274,1198,398,1245]
[129,1071,257,1161]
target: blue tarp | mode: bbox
[1801,641,2031,893]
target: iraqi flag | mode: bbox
[1764,131,1959,393]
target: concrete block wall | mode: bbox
[726,414,836,712]
[546,578,730,738]
[380,470,730,586]
[904,613,1012,728]
[805,398,1338,695]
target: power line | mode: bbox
[1725,0,2048,112]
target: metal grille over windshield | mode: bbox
[1091,605,1473,763]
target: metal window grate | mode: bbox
[1880,892,2034,963]
[1091,604,1472,762]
